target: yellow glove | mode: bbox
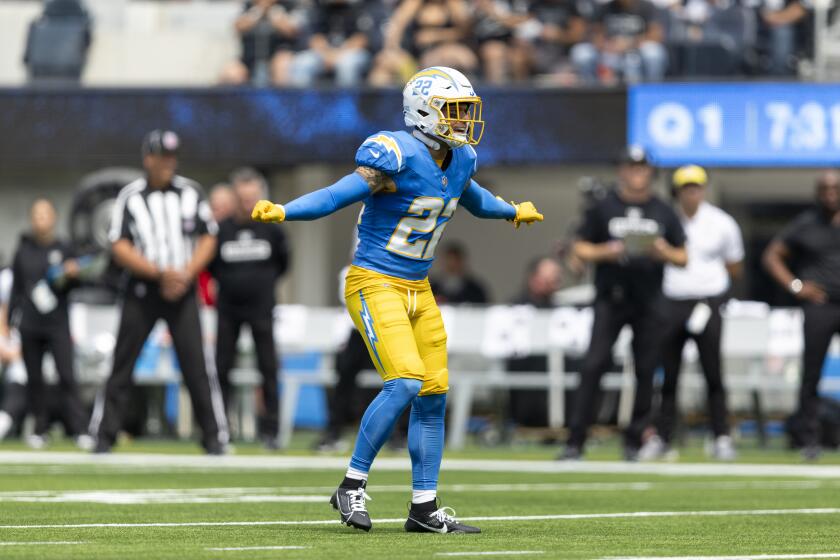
[251,200,286,223]
[511,201,544,229]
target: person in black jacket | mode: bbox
[561,146,687,461]
[10,198,92,450]
[210,168,289,448]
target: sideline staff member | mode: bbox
[764,171,840,461]
[89,130,229,454]
[640,165,743,462]
[210,168,289,448]
[562,146,687,461]
[10,200,91,450]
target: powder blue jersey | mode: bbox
[352,130,477,281]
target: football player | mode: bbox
[252,66,544,533]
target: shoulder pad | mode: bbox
[461,144,478,176]
[355,131,409,175]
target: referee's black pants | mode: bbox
[795,302,840,447]
[215,310,279,439]
[20,324,87,437]
[91,289,228,450]
[656,297,729,444]
[568,298,665,451]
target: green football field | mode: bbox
[2,439,840,560]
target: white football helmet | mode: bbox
[403,66,484,148]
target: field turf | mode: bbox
[0,439,839,559]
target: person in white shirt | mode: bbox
[639,164,744,462]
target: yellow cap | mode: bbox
[672,165,708,188]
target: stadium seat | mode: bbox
[23,0,91,83]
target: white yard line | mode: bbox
[3,451,840,478]
[0,481,830,505]
[3,507,840,530]
[602,555,840,560]
[435,552,545,557]
[206,546,310,551]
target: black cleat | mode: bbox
[557,444,582,461]
[405,501,481,534]
[330,482,373,532]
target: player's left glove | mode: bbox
[510,201,544,229]
[251,200,286,223]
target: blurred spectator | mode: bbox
[210,168,289,448]
[10,199,91,450]
[752,0,809,75]
[516,0,588,84]
[430,242,489,304]
[763,171,840,461]
[515,256,562,307]
[666,0,753,76]
[291,0,381,87]
[368,0,476,86]
[471,0,532,83]
[572,0,668,83]
[220,0,309,86]
[210,183,237,223]
[24,0,91,84]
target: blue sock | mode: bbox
[408,393,447,493]
[348,378,422,474]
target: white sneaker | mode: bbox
[26,434,47,450]
[712,435,737,462]
[75,434,95,452]
[637,434,666,461]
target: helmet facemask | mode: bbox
[428,96,484,148]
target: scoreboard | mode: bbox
[628,83,840,167]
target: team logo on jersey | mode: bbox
[608,207,660,238]
[367,135,403,169]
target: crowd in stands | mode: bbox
[219,0,814,87]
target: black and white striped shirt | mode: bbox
[108,175,217,273]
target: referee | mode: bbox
[89,130,229,454]
[209,168,289,448]
[764,171,840,461]
[561,146,687,461]
[639,165,743,462]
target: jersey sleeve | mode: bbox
[723,215,745,263]
[108,185,136,244]
[355,132,407,175]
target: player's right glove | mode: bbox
[251,200,286,223]
[510,201,544,229]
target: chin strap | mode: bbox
[412,128,442,151]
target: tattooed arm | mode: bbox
[355,166,396,194]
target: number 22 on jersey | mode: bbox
[386,197,459,260]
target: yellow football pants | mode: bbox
[344,266,448,396]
